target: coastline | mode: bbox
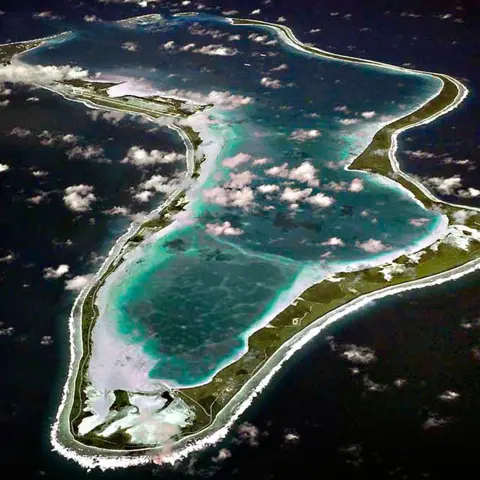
[53,15,480,467]
[2,14,478,470]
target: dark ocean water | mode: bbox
[0,0,479,478]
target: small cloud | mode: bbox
[0,164,10,173]
[32,169,48,177]
[422,414,451,430]
[321,237,344,246]
[406,150,436,159]
[340,344,377,364]
[103,206,130,216]
[40,335,54,346]
[338,118,359,126]
[283,429,300,444]
[349,178,364,192]
[122,42,139,52]
[250,9,261,15]
[43,264,70,279]
[0,252,15,263]
[235,422,260,446]
[280,187,312,203]
[270,63,288,72]
[289,129,321,141]
[33,11,63,20]
[257,184,280,194]
[63,185,96,212]
[306,192,335,207]
[211,448,231,463]
[64,274,93,291]
[9,127,31,137]
[355,238,389,253]
[425,174,463,195]
[83,15,101,22]
[194,45,239,56]
[438,390,460,402]
[203,186,254,210]
[361,111,376,119]
[205,221,244,236]
[260,77,283,89]
[122,146,184,166]
[277,16,287,23]
[222,152,252,169]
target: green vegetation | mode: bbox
[0,39,44,65]
[111,390,131,411]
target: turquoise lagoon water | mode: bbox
[24,14,445,386]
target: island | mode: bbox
[2,13,479,470]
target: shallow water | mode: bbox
[23,13,446,387]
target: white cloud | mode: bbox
[159,88,253,110]
[438,390,460,402]
[180,43,196,52]
[203,186,254,209]
[361,111,376,119]
[338,118,359,126]
[277,16,287,23]
[425,175,462,195]
[43,264,70,279]
[0,99,9,107]
[103,206,130,216]
[349,178,364,192]
[33,11,63,20]
[334,105,349,113]
[236,422,260,446]
[340,344,377,364]
[257,184,280,194]
[32,169,48,177]
[355,238,389,253]
[280,187,312,203]
[122,146,184,166]
[0,61,88,86]
[322,237,344,246]
[122,42,139,52]
[226,170,256,188]
[162,40,176,51]
[252,157,270,166]
[458,187,480,198]
[66,145,106,162]
[0,164,10,173]
[193,45,239,56]
[212,448,232,463]
[205,221,244,236]
[9,127,31,137]
[65,274,93,291]
[134,190,154,203]
[260,77,282,89]
[84,15,101,22]
[270,63,288,71]
[406,150,436,159]
[222,152,252,168]
[265,161,320,187]
[289,129,321,141]
[63,185,97,212]
[140,174,177,193]
[306,192,335,207]
[288,161,320,187]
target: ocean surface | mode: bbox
[22,13,446,387]
[0,1,479,478]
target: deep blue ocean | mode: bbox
[0,1,479,478]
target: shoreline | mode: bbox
[3,13,478,470]
[54,15,480,467]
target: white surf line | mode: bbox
[42,15,478,470]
